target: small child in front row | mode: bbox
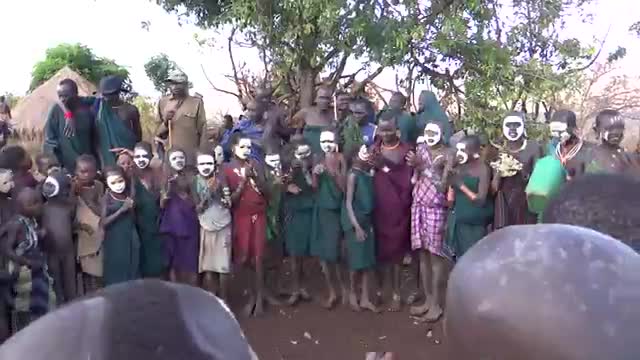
[342,146,379,313]
[194,149,232,300]
[73,155,105,294]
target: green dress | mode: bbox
[445,176,494,259]
[103,195,141,286]
[284,169,315,256]
[266,171,283,245]
[303,125,328,155]
[341,169,376,271]
[43,104,94,173]
[135,179,165,277]
[311,172,343,263]
[94,99,137,167]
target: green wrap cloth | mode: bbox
[134,180,165,277]
[95,99,137,167]
[103,197,140,286]
[310,172,343,263]
[341,169,376,271]
[284,169,315,257]
[303,125,329,155]
[266,172,283,245]
[445,176,493,259]
[43,104,94,172]
[416,91,453,145]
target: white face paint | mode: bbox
[549,121,571,143]
[197,154,215,177]
[234,139,252,160]
[319,131,337,153]
[456,142,469,164]
[265,154,281,171]
[295,145,311,160]
[106,174,126,194]
[133,148,151,169]
[502,115,525,141]
[169,151,186,171]
[42,176,60,198]
[0,170,13,194]
[357,145,370,162]
[214,145,224,165]
[424,123,442,147]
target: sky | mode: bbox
[0,0,638,117]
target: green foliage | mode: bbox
[0,93,21,109]
[132,96,157,141]
[30,43,129,91]
[144,53,179,94]
[630,21,640,37]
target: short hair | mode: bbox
[35,152,58,165]
[229,132,250,147]
[550,109,577,128]
[378,111,398,125]
[543,174,640,251]
[223,114,233,121]
[76,154,97,168]
[594,109,622,129]
[102,165,124,179]
[58,78,79,94]
[0,145,28,172]
[461,134,482,150]
[391,92,407,103]
[134,141,153,154]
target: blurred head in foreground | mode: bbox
[0,280,258,360]
[445,224,640,360]
[543,173,640,252]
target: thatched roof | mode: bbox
[12,66,96,130]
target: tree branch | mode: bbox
[352,65,386,94]
[227,27,245,100]
[327,54,350,91]
[200,64,243,103]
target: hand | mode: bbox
[63,117,76,137]
[405,150,417,167]
[166,110,176,121]
[355,226,367,242]
[154,136,168,146]
[287,184,302,194]
[313,164,325,175]
[122,197,135,211]
[110,148,133,157]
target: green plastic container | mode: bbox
[525,156,566,214]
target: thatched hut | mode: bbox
[12,67,96,141]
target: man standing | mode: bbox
[155,70,206,166]
[43,79,96,173]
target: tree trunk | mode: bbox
[297,66,316,109]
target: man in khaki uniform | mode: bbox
[155,70,206,165]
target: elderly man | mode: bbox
[155,70,207,166]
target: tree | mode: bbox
[144,53,179,94]
[156,0,431,110]
[30,43,129,90]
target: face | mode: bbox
[350,103,368,124]
[103,92,120,105]
[245,101,262,122]
[456,140,480,164]
[234,139,252,160]
[503,115,525,141]
[389,94,405,111]
[169,151,186,171]
[549,121,571,143]
[214,145,224,165]
[169,82,188,97]
[599,116,625,146]
[56,84,78,108]
[75,161,96,185]
[224,116,233,129]
[337,95,350,112]
[197,154,215,177]
[0,171,14,194]
[117,154,134,176]
[37,157,60,176]
[22,193,43,218]
[294,144,311,160]
[424,123,442,147]
[133,148,151,169]
[315,88,332,111]
[319,131,337,153]
[265,154,281,171]
[377,120,398,143]
[42,176,60,199]
[106,173,126,194]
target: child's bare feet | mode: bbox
[299,288,312,301]
[419,304,443,323]
[264,291,282,306]
[409,301,430,316]
[388,294,402,312]
[349,292,361,312]
[360,299,381,313]
[322,292,338,310]
[406,292,420,305]
[243,295,256,317]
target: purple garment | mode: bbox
[160,194,200,273]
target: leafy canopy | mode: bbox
[144,53,180,93]
[30,43,129,91]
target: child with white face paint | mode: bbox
[194,151,232,301]
[222,134,269,316]
[311,130,348,309]
[100,166,140,286]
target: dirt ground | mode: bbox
[227,259,450,360]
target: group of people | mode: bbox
[0,65,639,350]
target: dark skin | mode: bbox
[256,89,295,145]
[166,177,199,287]
[100,173,135,229]
[103,92,142,143]
[371,119,408,312]
[35,155,60,182]
[293,87,335,129]
[405,124,452,322]
[388,93,406,112]
[491,126,543,193]
[336,94,351,123]
[41,173,77,303]
[73,160,103,216]
[590,115,633,174]
[449,137,491,207]
[344,157,380,313]
[56,83,79,137]
[2,189,46,273]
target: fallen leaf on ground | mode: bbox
[290,340,298,345]
[304,332,312,340]
[378,336,387,340]
[426,330,432,338]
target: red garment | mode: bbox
[224,160,267,264]
[373,143,413,263]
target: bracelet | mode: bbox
[64,111,73,120]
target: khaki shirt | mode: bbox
[156,95,206,164]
